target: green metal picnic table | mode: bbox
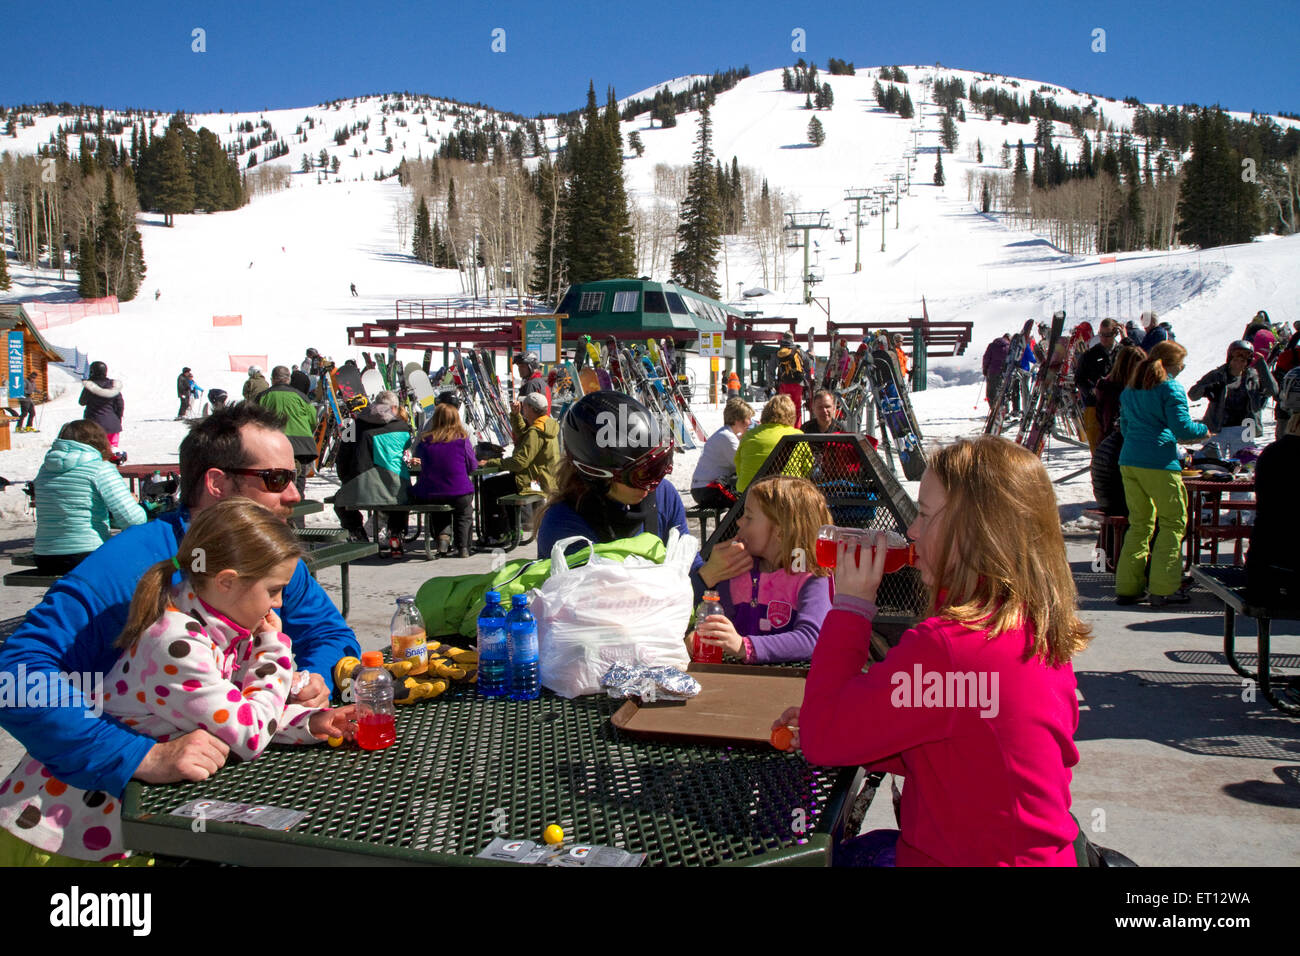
[121,682,839,866]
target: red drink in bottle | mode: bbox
[691,590,726,663]
[817,526,914,572]
[356,713,396,750]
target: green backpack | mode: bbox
[415,533,668,639]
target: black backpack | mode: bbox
[777,347,806,384]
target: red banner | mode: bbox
[228,354,268,372]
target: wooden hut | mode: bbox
[0,304,63,451]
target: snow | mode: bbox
[3,65,1297,532]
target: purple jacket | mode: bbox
[413,437,476,499]
[718,558,832,663]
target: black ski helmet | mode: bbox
[561,391,672,487]
[88,361,108,380]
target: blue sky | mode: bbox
[2,0,1296,117]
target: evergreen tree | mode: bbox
[0,238,8,292]
[77,231,101,298]
[899,91,914,119]
[155,125,195,226]
[1032,150,1045,189]
[671,104,722,298]
[805,92,813,110]
[629,130,644,157]
[934,151,945,186]
[1176,108,1260,249]
[873,80,884,108]
[976,139,983,164]
[301,154,312,173]
[412,196,433,263]
[562,82,635,284]
[940,113,959,152]
[807,116,825,147]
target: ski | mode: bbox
[649,338,707,443]
[869,347,927,481]
[1018,311,1069,456]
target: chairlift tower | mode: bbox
[889,173,906,228]
[783,211,830,303]
[843,190,873,273]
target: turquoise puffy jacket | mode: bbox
[1117,379,1209,471]
[34,439,148,556]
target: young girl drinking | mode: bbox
[0,498,355,864]
[694,475,833,663]
[778,437,1093,866]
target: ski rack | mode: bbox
[706,433,925,625]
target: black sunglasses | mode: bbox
[225,467,296,492]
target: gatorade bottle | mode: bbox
[506,593,540,701]
[354,651,396,750]
[390,596,427,675]
[477,591,509,698]
[691,590,726,663]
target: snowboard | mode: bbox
[361,368,385,398]
[870,348,927,481]
[407,369,437,410]
[332,363,367,413]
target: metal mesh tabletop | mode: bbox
[123,683,836,866]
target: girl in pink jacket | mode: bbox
[777,436,1093,866]
[0,499,355,863]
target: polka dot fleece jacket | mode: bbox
[0,583,324,861]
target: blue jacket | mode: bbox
[1140,326,1170,353]
[0,509,359,798]
[1018,343,1037,372]
[537,480,691,559]
[1118,379,1209,471]
[34,439,147,555]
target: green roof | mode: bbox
[556,279,735,336]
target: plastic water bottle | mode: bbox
[390,596,428,675]
[354,651,396,750]
[477,590,509,698]
[691,590,726,663]
[506,593,540,701]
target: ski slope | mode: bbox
[3,65,1297,528]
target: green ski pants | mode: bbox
[1116,465,1187,598]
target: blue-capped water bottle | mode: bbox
[506,593,540,701]
[477,590,509,698]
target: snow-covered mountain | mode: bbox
[1,65,1296,525]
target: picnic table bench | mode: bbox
[302,540,377,619]
[1190,564,1300,716]
[121,680,843,867]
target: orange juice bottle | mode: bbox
[390,596,428,675]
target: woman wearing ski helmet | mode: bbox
[536,392,750,592]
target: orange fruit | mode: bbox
[770,725,795,751]
[543,824,564,845]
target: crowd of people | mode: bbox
[3,307,1296,869]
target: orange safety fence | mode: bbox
[228,354,268,372]
[24,297,120,329]
[212,315,243,327]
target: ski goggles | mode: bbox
[574,441,674,490]
[225,467,297,492]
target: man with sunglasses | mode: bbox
[0,403,360,799]
[1076,319,1122,453]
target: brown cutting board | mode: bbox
[610,664,806,747]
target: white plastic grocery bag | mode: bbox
[531,530,698,698]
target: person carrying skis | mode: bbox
[176,367,196,420]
